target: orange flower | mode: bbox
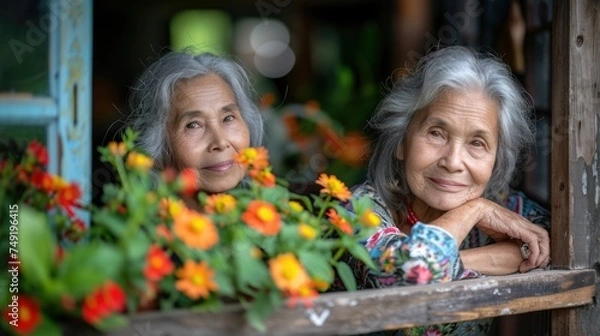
[156,224,174,242]
[315,174,351,202]
[233,147,269,171]
[260,92,276,108]
[359,209,381,228]
[56,183,81,217]
[205,194,237,214]
[242,200,281,236]
[126,151,154,171]
[286,282,318,308]
[326,209,353,235]
[173,209,219,250]
[2,295,42,334]
[143,245,174,281]
[108,141,127,157]
[177,168,199,196]
[269,253,311,293]
[175,260,218,300]
[248,167,276,188]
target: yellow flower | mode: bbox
[108,141,126,157]
[298,223,317,240]
[175,260,218,300]
[288,201,304,213]
[126,151,153,171]
[205,194,237,214]
[360,209,381,227]
[173,209,219,250]
[158,197,185,219]
[315,173,351,202]
[269,253,311,292]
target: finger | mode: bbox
[519,259,535,273]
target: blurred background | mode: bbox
[0,0,552,211]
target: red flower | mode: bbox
[2,295,42,335]
[82,281,126,324]
[143,245,174,281]
[26,140,48,166]
[30,169,53,192]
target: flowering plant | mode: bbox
[0,130,379,335]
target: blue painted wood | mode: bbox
[0,98,57,125]
[0,0,93,225]
[51,0,93,225]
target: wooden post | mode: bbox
[551,0,600,335]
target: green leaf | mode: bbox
[19,205,54,290]
[260,185,289,204]
[125,230,149,261]
[58,243,123,298]
[335,261,356,291]
[234,241,270,290]
[244,291,279,333]
[30,315,62,336]
[92,209,126,237]
[298,250,333,283]
[343,236,376,270]
[93,314,129,333]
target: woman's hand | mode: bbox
[472,198,550,272]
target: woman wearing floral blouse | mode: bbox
[342,46,550,336]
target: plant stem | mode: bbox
[317,195,332,219]
[332,247,346,262]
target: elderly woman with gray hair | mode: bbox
[127,51,264,194]
[343,46,550,335]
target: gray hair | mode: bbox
[127,51,264,169]
[367,46,535,216]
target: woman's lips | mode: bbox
[428,178,467,191]
[203,160,234,172]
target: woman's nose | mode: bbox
[438,143,464,172]
[207,126,230,152]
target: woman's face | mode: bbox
[397,89,499,217]
[168,74,250,194]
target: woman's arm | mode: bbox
[460,240,523,275]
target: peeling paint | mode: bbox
[500,308,511,315]
[593,151,599,206]
[582,169,587,195]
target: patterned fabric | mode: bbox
[339,182,550,336]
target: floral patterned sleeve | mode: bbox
[343,183,462,289]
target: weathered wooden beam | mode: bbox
[106,270,595,336]
[551,0,600,334]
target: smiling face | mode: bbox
[168,74,250,194]
[397,89,499,221]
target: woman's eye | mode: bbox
[223,115,234,123]
[429,130,443,138]
[186,121,200,129]
[471,140,485,147]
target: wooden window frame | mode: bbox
[112,0,600,335]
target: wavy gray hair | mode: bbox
[127,51,264,169]
[367,46,535,217]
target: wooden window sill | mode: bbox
[108,269,597,335]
